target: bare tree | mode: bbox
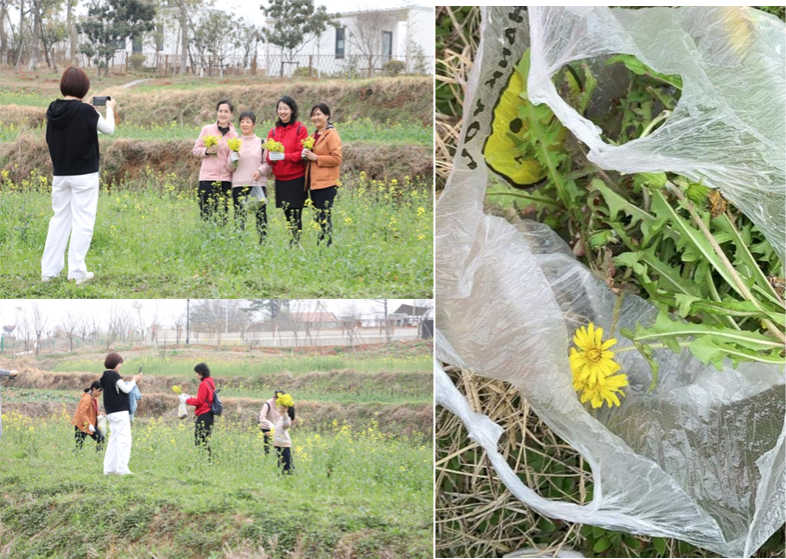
[172,312,185,347]
[61,310,81,352]
[346,10,392,76]
[31,302,48,356]
[106,304,131,348]
[373,299,393,343]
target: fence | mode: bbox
[40,49,434,79]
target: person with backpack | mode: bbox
[258,389,286,456]
[183,362,218,460]
[273,392,296,475]
[265,96,308,245]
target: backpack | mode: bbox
[209,381,223,416]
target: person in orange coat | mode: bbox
[302,103,342,246]
[71,380,105,451]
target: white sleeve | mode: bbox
[115,378,136,394]
[96,107,115,135]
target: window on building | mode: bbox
[335,27,345,59]
[382,31,392,64]
[132,38,143,53]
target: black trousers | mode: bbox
[261,428,272,455]
[195,412,214,459]
[310,186,337,246]
[276,446,293,474]
[232,187,268,240]
[74,426,104,451]
[198,181,232,222]
[284,208,302,243]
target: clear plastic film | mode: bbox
[435,7,785,557]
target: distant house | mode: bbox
[264,6,434,77]
[390,304,432,327]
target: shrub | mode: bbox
[382,59,406,76]
[129,53,146,71]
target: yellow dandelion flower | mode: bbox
[569,322,628,409]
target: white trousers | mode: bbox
[41,172,100,280]
[104,411,132,474]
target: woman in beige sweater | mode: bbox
[273,395,295,475]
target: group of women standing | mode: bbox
[193,95,343,246]
[64,354,296,475]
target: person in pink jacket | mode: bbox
[226,110,272,242]
[192,99,238,222]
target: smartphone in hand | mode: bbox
[92,95,111,106]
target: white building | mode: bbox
[262,6,435,77]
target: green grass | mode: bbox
[0,118,432,146]
[1,387,80,403]
[0,413,432,558]
[51,355,432,377]
[0,172,432,298]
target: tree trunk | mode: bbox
[27,0,40,71]
[66,0,76,64]
[0,7,9,64]
[14,0,24,71]
[178,0,188,75]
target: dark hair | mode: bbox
[239,111,256,125]
[104,352,124,370]
[310,103,331,123]
[276,96,298,126]
[60,66,90,99]
[216,99,234,113]
[85,380,102,393]
[195,362,211,379]
[275,390,296,421]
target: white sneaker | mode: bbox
[42,275,58,283]
[74,272,95,286]
[118,471,134,476]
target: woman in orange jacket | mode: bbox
[71,380,105,451]
[302,103,342,246]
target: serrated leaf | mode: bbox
[592,179,658,245]
[650,189,743,299]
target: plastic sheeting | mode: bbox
[435,7,785,557]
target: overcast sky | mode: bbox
[238,1,432,25]
[0,299,432,330]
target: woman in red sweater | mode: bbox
[266,96,308,244]
[184,362,216,460]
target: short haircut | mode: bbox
[239,110,256,125]
[60,66,90,99]
[310,103,331,120]
[216,99,234,113]
[104,352,124,370]
[276,96,299,126]
[195,362,211,378]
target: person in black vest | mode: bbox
[42,66,117,285]
[100,353,142,475]
[182,362,217,460]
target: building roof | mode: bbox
[392,304,431,317]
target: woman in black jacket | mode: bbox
[42,66,117,285]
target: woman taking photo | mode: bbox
[266,96,308,244]
[71,380,105,451]
[0,368,19,440]
[193,99,238,221]
[100,353,142,475]
[42,66,117,285]
[302,103,342,246]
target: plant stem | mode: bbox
[486,191,559,207]
[665,182,786,345]
[616,342,691,354]
[639,110,671,138]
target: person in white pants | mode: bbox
[99,352,143,475]
[42,66,118,284]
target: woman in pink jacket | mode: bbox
[192,99,238,221]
